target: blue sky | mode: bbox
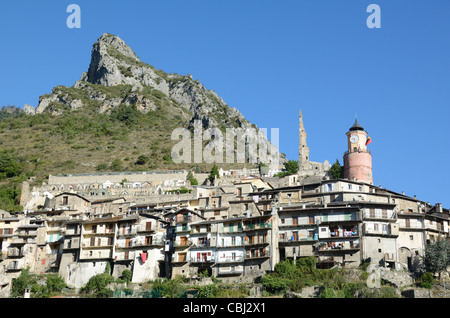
[0,1,449,207]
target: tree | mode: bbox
[120,269,132,283]
[11,267,36,297]
[187,170,198,185]
[208,165,220,183]
[81,273,114,296]
[284,160,299,175]
[274,160,298,178]
[110,158,123,171]
[110,104,141,126]
[329,159,343,179]
[0,150,22,180]
[135,155,149,165]
[423,237,450,279]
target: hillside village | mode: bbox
[0,113,448,298]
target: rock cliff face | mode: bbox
[31,33,283,164]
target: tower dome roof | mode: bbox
[349,118,364,131]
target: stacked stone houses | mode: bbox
[0,114,448,296]
[0,171,447,296]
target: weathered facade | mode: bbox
[0,114,447,297]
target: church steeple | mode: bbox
[298,110,310,170]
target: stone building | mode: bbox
[0,114,447,297]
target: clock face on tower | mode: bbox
[350,135,359,143]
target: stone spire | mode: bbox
[298,110,310,170]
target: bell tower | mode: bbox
[343,118,373,184]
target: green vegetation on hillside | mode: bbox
[260,258,399,298]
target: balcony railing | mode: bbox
[245,250,269,259]
[344,149,371,156]
[278,236,317,243]
[190,256,215,263]
[117,229,138,236]
[243,223,272,231]
[175,225,191,233]
[217,255,245,263]
[318,241,360,252]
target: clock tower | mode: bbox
[343,118,373,184]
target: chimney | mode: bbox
[436,203,443,213]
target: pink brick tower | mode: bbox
[343,118,373,184]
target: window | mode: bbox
[370,208,375,218]
[409,235,414,240]
[382,209,387,219]
[308,216,314,225]
[62,196,68,205]
[348,184,352,190]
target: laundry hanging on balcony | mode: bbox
[141,252,147,263]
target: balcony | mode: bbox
[115,252,136,261]
[245,250,269,260]
[222,225,243,234]
[6,261,22,271]
[318,240,360,253]
[174,241,192,249]
[7,248,23,258]
[175,225,191,233]
[117,228,138,237]
[190,241,211,249]
[137,225,155,234]
[243,222,271,231]
[245,236,269,246]
[65,228,80,236]
[363,224,399,237]
[176,215,191,224]
[83,230,115,237]
[217,242,246,248]
[279,236,318,244]
[190,256,215,263]
[217,255,245,263]
[344,149,371,156]
[18,230,38,237]
[363,212,396,222]
[80,250,113,260]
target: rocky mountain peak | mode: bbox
[83,33,148,87]
[27,33,284,165]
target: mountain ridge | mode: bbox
[0,33,284,184]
